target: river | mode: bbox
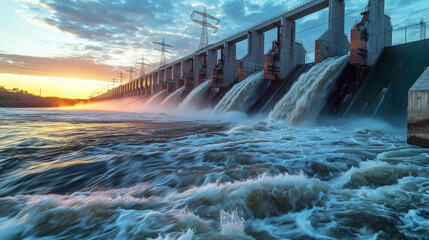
[0,108,428,239]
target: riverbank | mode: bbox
[0,91,87,108]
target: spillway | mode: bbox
[143,89,167,108]
[213,71,265,114]
[177,80,211,111]
[158,86,185,110]
[269,55,348,124]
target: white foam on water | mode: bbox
[220,209,245,234]
[269,56,348,125]
[158,86,185,111]
[143,89,168,111]
[213,71,264,115]
[177,80,210,111]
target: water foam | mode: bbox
[214,71,264,115]
[158,86,185,110]
[143,89,167,109]
[220,209,245,234]
[177,80,210,111]
[269,56,348,125]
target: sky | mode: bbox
[0,0,428,99]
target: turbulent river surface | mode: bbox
[0,108,428,240]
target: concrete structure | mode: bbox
[349,0,392,66]
[315,0,349,63]
[367,0,392,65]
[94,0,380,101]
[408,67,429,147]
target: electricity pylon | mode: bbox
[153,38,173,66]
[111,78,117,88]
[136,55,150,76]
[126,66,136,82]
[117,72,125,85]
[191,6,220,49]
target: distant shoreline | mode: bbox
[0,91,88,108]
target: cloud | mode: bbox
[8,0,428,79]
[0,54,128,81]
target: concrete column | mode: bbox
[294,42,306,65]
[181,60,192,77]
[207,49,217,80]
[152,72,158,94]
[223,41,237,87]
[367,0,392,65]
[166,67,172,81]
[173,63,181,79]
[159,70,165,85]
[193,55,205,86]
[315,0,349,63]
[139,79,143,95]
[244,30,264,65]
[280,18,296,78]
[148,75,152,94]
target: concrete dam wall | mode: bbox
[345,40,429,126]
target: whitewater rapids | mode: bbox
[159,86,185,110]
[0,108,427,239]
[269,55,348,125]
[177,80,211,111]
[214,71,264,114]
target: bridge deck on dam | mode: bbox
[194,0,330,51]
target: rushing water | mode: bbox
[214,71,265,115]
[0,108,428,240]
[177,80,211,111]
[159,87,185,110]
[269,56,348,124]
[144,89,167,109]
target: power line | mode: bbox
[136,55,150,76]
[117,72,125,85]
[190,5,221,48]
[167,0,245,47]
[153,38,173,66]
[125,66,136,82]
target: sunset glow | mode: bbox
[0,74,111,99]
[2,0,426,99]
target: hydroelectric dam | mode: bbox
[92,0,429,147]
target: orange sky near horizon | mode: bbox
[0,74,113,99]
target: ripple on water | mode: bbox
[0,109,428,239]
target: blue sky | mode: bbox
[0,0,428,97]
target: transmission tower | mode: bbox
[421,18,427,40]
[117,72,125,85]
[153,38,173,66]
[136,55,150,76]
[126,66,136,82]
[191,6,220,49]
[111,78,117,88]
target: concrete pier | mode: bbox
[223,42,237,87]
[243,30,264,66]
[315,0,349,63]
[367,0,393,65]
[408,67,429,147]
